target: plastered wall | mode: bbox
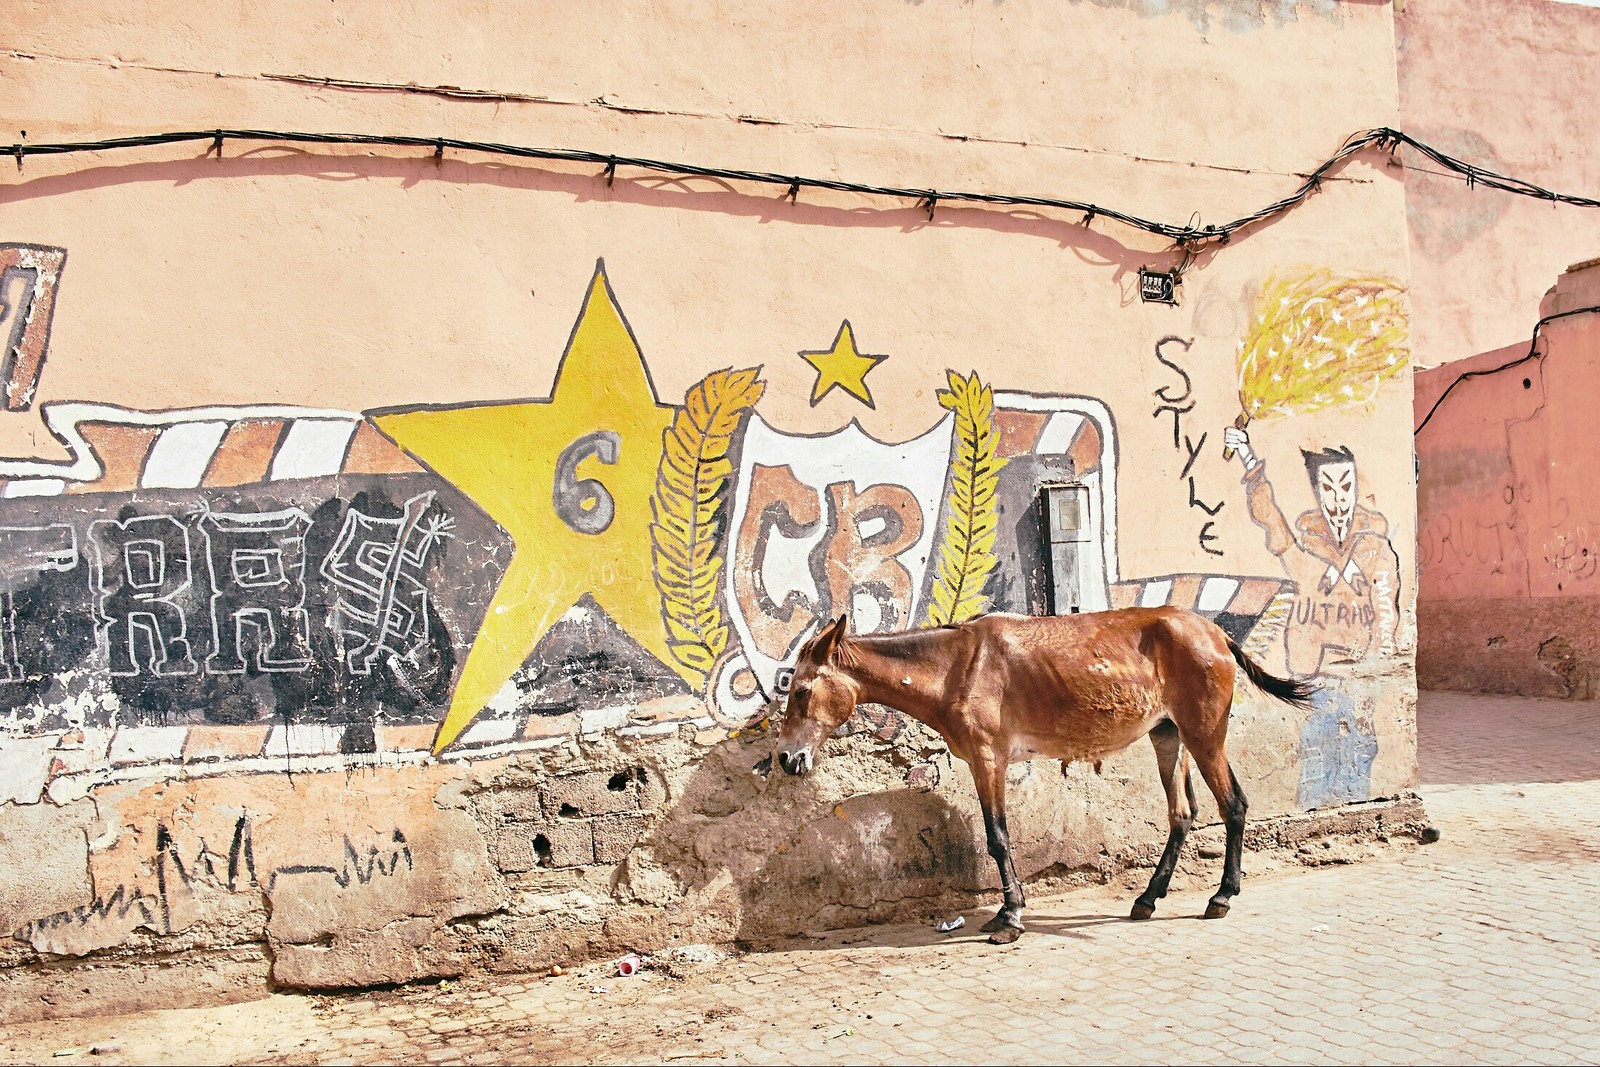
[1400,0,1600,695]
[1399,0,1600,369]
[1415,262,1600,696]
[0,0,1420,1017]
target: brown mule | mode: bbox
[773,607,1316,944]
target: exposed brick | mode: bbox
[635,767,668,811]
[539,766,663,818]
[490,822,592,872]
[591,813,650,863]
[485,786,544,823]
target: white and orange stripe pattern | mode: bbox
[0,403,422,497]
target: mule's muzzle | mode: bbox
[777,748,813,776]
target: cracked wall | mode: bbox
[1416,261,1600,697]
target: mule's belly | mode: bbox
[1006,707,1169,765]
[1007,735,1143,765]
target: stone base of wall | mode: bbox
[0,785,1430,1024]
[1418,596,1600,699]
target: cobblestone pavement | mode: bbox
[6,691,1600,1066]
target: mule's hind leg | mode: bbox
[1189,747,1249,919]
[971,758,1026,944]
[1131,721,1197,921]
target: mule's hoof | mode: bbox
[1203,899,1231,920]
[1130,901,1156,921]
[979,913,1008,934]
[987,925,1024,945]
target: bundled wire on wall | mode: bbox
[1413,305,1600,437]
[7,127,1600,255]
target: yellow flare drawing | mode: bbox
[1229,270,1409,449]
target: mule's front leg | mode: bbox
[973,760,1025,944]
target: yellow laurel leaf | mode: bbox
[651,367,766,685]
[924,370,1007,627]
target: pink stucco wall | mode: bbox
[1402,0,1600,696]
[1415,262,1600,696]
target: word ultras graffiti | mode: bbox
[0,250,1409,760]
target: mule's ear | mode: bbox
[816,613,848,661]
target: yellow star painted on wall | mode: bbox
[800,321,886,409]
[374,263,679,753]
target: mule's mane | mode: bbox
[837,626,956,667]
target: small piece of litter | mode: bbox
[618,954,642,976]
[936,915,966,933]
[589,985,610,994]
[53,1051,81,1059]
[91,1047,124,1056]
[1310,924,1329,934]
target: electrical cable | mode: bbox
[7,127,1599,253]
[1413,305,1600,437]
[6,126,1599,259]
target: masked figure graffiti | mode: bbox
[1223,428,1400,677]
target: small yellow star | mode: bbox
[800,321,886,409]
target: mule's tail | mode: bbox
[1225,636,1317,710]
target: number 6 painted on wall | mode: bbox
[553,431,620,535]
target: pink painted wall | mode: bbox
[1402,0,1600,695]
[1414,262,1600,696]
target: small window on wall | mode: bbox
[1041,483,1092,615]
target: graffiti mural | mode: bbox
[1218,268,1408,678]
[0,456,505,735]
[1225,435,1400,676]
[0,253,1324,790]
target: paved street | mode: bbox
[5,690,1600,1066]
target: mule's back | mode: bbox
[965,607,1235,760]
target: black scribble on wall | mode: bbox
[265,829,414,892]
[1151,336,1226,556]
[12,818,222,942]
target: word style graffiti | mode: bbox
[1152,336,1225,556]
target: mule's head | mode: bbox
[775,614,857,777]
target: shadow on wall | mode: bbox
[608,729,989,951]
[0,148,1241,301]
